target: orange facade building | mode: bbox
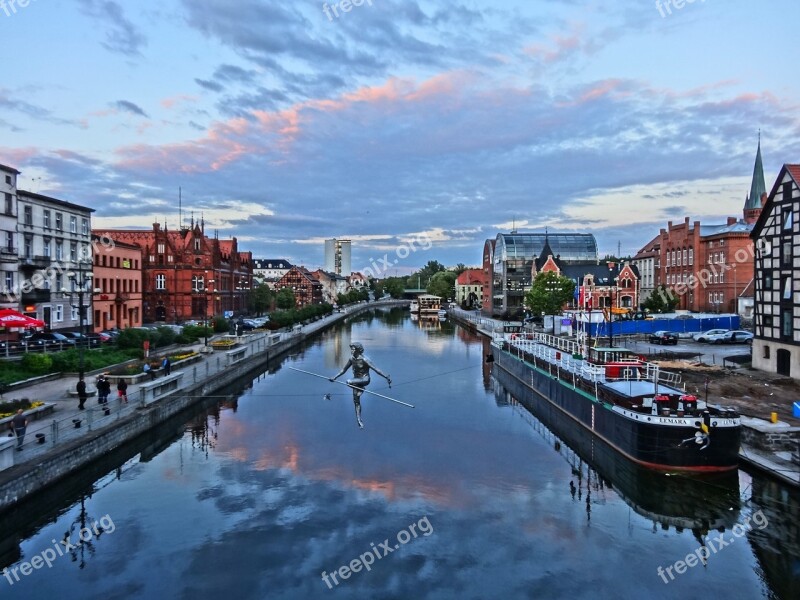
[91,234,143,331]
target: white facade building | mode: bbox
[0,164,19,310]
[324,238,351,276]
[16,190,94,331]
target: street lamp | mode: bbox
[204,278,216,346]
[61,260,97,380]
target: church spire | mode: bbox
[745,134,766,210]
[743,134,767,224]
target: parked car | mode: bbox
[62,332,108,348]
[648,331,678,345]
[692,329,730,343]
[713,330,754,344]
[24,332,76,349]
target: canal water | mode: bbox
[2,307,798,599]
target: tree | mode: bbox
[524,271,575,317]
[453,263,468,277]
[249,285,275,315]
[427,271,456,301]
[276,287,296,310]
[642,285,679,313]
[384,277,405,299]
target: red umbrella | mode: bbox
[0,309,46,328]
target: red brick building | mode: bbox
[655,141,766,313]
[275,266,323,307]
[91,234,143,331]
[93,221,253,323]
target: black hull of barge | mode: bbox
[493,348,741,471]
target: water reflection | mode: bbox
[0,309,798,599]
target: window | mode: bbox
[782,309,793,338]
[4,175,9,184]
[763,345,770,359]
[4,272,12,292]
[81,218,89,236]
[720,252,725,264]
[55,305,63,322]
[23,205,32,226]
[70,216,77,233]
[719,271,724,283]
[677,251,681,267]
[194,238,201,251]
[55,241,63,260]
[55,213,62,231]
[4,231,12,252]
[783,277,792,301]
[43,239,51,257]
[782,241,792,267]
[157,243,165,254]
[4,193,12,215]
[23,236,32,258]
[71,306,79,321]
[683,249,687,264]
[764,315,773,327]
[70,242,77,261]
[764,271,773,290]
[783,208,794,231]
[666,253,671,267]
[55,274,63,292]
[155,274,166,290]
[192,275,205,292]
[43,210,50,229]
[719,240,725,247]
[688,248,693,265]
[713,273,718,284]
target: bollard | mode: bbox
[771,412,778,424]
[35,432,45,444]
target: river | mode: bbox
[1,307,798,599]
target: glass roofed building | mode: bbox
[482,232,599,317]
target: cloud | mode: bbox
[77,0,146,56]
[114,100,149,118]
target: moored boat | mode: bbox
[491,331,741,472]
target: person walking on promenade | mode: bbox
[77,377,87,410]
[117,379,128,404]
[162,356,171,376]
[97,375,110,405]
[11,409,27,451]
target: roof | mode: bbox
[456,268,485,286]
[17,189,95,213]
[253,259,293,270]
[752,164,800,238]
[494,232,598,263]
[0,163,20,175]
[91,232,142,252]
[700,221,754,237]
[560,261,638,286]
[632,234,660,260]
[745,140,767,210]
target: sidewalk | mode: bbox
[2,300,405,469]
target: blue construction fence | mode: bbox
[586,316,740,338]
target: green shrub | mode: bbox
[21,353,53,374]
[213,317,228,333]
[117,328,151,350]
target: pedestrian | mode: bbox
[97,376,111,405]
[162,356,171,375]
[11,409,27,451]
[77,377,87,410]
[117,379,128,404]
[143,362,155,380]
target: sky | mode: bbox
[1,0,798,275]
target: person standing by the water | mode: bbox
[117,379,128,404]
[330,342,391,429]
[77,377,87,410]
[11,409,27,451]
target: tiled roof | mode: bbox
[456,269,485,285]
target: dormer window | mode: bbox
[194,238,201,251]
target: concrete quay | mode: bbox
[447,307,800,488]
[0,300,408,512]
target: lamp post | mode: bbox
[61,260,96,380]
[205,278,216,346]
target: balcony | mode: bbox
[21,289,51,303]
[0,247,17,262]
[20,255,51,270]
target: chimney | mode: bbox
[727,217,737,225]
